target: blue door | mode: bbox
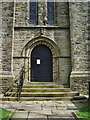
[31,45,53,82]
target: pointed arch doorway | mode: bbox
[31,45,53,82]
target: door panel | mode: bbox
[31,45,53,82]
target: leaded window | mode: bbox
[29,0,36,25]
[29,1,54,25]
[47,0,54,25]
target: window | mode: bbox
[29,0,54,25]
[47,0,54,25]
[29,0,36,25]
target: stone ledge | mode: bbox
[0,71,13,75]
[70,71,90,77]
[0,74,14,78]
[14,25,69,29]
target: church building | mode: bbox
[0,1,89,100]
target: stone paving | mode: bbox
[0,100,88,120]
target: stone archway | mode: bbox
[22,35,60,84]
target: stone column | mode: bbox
[0,2,14,94]
[69,2,88,94]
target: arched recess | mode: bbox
[22,35,60,84]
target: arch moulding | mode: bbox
[22,35,60,84]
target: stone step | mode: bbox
[13,88,71,92]
[20,92,79,97]
[0,96,75,101]
[9,91,79,97]
[13,84,69,88]
[3,83,84,101]
[24,82,55,85]
[0,96,86,101]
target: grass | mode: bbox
[0,108,11,120]
[76,106,90,119]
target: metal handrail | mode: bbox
[15,66,31,101]
[13,70,23,84]
[13,66,31,101]
[16,66,24,101]
[88,81,90,118]
[14,66,31,83]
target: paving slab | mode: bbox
[21,101,34,105]
[28,112,47,119]
[72,100,88,109]
[54,102,67,109]
[33,101,44,105]
[43,106,57,111]
[0,101,21,106]
[47,115,75,120]
[48,115,62,120]
[64,101,77,108]
[63,101,81,110]
[53,101,64,104]
[56,106,67,110]
[63,101,74,104]
[1,104,16,109]
[0,102,21,112]
[12,111,28,119]
[30,110,52,116]
[43,101,54,106]
[0,100,87,119]
[20,103,41,107]
[52,110,74,118]
[54,103,67,107]
[18,104,42,111]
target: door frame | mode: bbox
[23,36,60,84]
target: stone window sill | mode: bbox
[14,25,69,29]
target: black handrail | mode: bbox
[14,70,23,84]
[13,66,31,101]
[14,66,31,83]
[16,66,24,101]
[88,81,90,118]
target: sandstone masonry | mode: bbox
[0,2,89,94]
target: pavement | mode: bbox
[0,100,88,120]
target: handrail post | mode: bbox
[17,82,18,101]
[16,66,24,101]
[88,81,90,118]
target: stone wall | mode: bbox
[55,2,69,27]
[13,28,71,85]
[13,2,71,85]
[88,2,90,76]
[0,2,14,93]
[69,2,88,94]
[14,2,28,27]
[14,2,69,27]
[54,29,71,84]
[0,1,89,94]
